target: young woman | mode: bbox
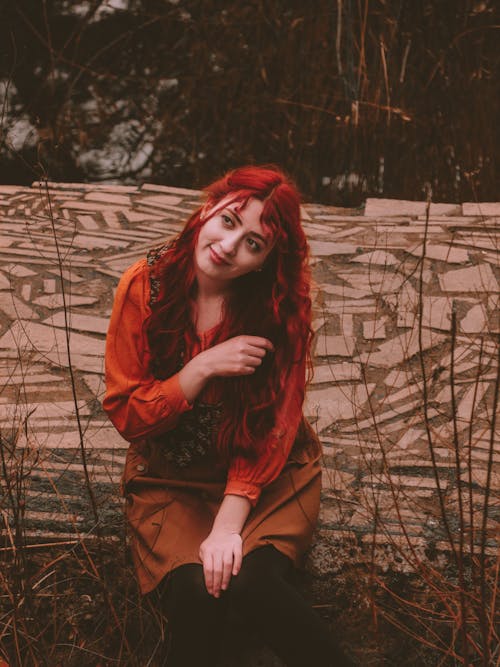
[103,166,354,666]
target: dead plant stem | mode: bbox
[417,190,457,560]
[449,309,470,664]
[479,338,499,665]
[467,338,484,559]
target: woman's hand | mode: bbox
[199,494,250,597]
[178,335,273,404]
[199,528,243,598]
[199,335,274,378]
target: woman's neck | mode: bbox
[195,274,232,301]
[192,292,226,334]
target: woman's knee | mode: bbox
[160,563,214,617]
[229,546,292,605]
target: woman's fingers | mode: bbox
[203,551,233,598]
[202,552,214,595]
[244,341,274,360]
[211,552,224,598]
[245,345,268,359]
[232,542,243,577]
[221,551,235,592]
[243,335,274,351]
[242,342,273,366]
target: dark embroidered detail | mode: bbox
[160,402,224,468]
[146,242,223,468]
[147,241,175,306]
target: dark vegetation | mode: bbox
[0,0,498,205]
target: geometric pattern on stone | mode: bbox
[0,182,498,560]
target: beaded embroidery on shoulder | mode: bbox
[146,239,175,306]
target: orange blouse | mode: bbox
[103,258,306,506]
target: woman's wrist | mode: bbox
[186,351,213,380]
[178,353,213,403]
[211,494,252,535]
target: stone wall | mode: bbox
[0,182,498,574]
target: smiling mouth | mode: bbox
[209,246,231,266]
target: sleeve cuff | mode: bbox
[224,479,262,507]
[159,372,193,414]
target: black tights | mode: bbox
[157,545,354,667]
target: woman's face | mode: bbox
[194,196,275,288]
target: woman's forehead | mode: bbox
[206,194,256,219]
[207,195,275,241]
[212,193,250,211]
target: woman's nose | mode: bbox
[219,233,239,255]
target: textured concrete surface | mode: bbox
[0,182,498,573]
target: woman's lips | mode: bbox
[209,246,231,266]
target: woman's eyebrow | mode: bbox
[228,208,243,225]
[228,208,269,246]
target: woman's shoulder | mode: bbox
[115,237,176,309]
[119,256,149,288]
[114,257,151,311]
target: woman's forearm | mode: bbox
[211,494,252,535]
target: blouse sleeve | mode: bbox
[102,258,192,442]
[224,356,306,507]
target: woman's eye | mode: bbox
[221,214,234,227]
[247,237,261,252]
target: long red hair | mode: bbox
[146,165,312,459]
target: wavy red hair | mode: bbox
[146,165,312,459]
